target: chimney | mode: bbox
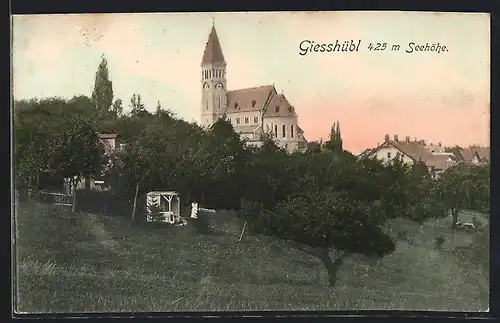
[394,134,399,142]
[384,134,390,142]
[405,136,410,143]
[438,142,442,147]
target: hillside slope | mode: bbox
[14,201,489,313]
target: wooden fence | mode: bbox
[32,190,74,207]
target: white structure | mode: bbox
[146,191,181,224]
[200,25,308,153]
[190,201,216,219]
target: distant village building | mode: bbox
[64,133,118,193]
[361,134,456,176]
[199,25,308,153]
[448,146,490,165]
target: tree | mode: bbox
[155,101,162,115]
[306,141,322,154]
[323,121,343,152]
[241,149,446,287]
[111,99,123,117]
[49,118,103,211]
[91,55,114,117]
[438,163,490,228]
[130,93,147,116]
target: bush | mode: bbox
[190,212,211,234]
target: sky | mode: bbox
[12,11,490,154]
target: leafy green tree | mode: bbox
[130,93,147,117]
[111,99,123,118]
[49,117,103,211]
[91,55,114,117]
[242,150,446,287]
[323,121,343,152]
[438,163,490,228]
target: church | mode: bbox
[200,25,308,153]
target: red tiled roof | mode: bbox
[226,85,275,114]
[98,133,118,139]
[263,94,298,118]
[201,26,226,65]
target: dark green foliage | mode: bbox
[91,56,114,117]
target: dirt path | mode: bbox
[82,213,127,256]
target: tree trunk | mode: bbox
[131,182,140,223]
[295,245,345,288]
[71,182,77,212]
[317,251,344,288]
[451,208,459,229]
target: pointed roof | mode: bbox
[201,26,226,65]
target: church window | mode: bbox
[387,152,392,159]
[282,125,286,138]
[288,106,293,112]
[236,117,240,124]
[244,117,249,124]
[234,102,239,109]
[253,116,258,123]
[275,105,280,113]
[252,100,256,107]
[291,125,294,138]
[274,125,278,137]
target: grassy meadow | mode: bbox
[14,200,489,313]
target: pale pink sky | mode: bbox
[12,12,490,154]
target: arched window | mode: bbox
[290,125,294,138]
[282,125,286,138]
[274,125,278,138]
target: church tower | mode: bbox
[200,25,227,127]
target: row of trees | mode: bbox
[14,56,490,288]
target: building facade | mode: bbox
[362,134,456,176]
[200,25,308,152]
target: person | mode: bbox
[190,202,198,219]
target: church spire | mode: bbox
[201,25,226,65]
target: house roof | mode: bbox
[225,85,275,114]
[460,148,477,163]
[263,94,298,118]
[391,141,434,162]
[201,26,226,65]
[425,154,455,171]
[475,147,490,161]
[98,133,118,139]
[296,125,307,142]
[424,144,446,153]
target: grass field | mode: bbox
[14,200,489,313]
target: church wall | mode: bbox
[263,116,299,140]
[226,111,261,127]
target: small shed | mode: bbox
[146,191,181,224]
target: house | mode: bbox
[63,133,118,193]
[362,134,456,175]
[451,146,490,165]
[199,25,308,153]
